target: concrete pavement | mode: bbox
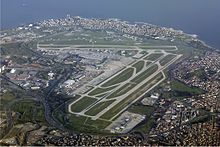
[68,46,182,121]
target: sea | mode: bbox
[1,0,220,49]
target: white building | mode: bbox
[0,65,5,73]
[10,68,16,73]
[62,80,75,88]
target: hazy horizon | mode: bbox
[1,0,220,48]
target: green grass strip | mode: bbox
[71,96,97,112]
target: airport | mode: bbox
[37,44,182,132]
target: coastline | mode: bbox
[1,16,217,51]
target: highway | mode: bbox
[42,67,77,132]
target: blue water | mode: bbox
[1,0,220,49]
